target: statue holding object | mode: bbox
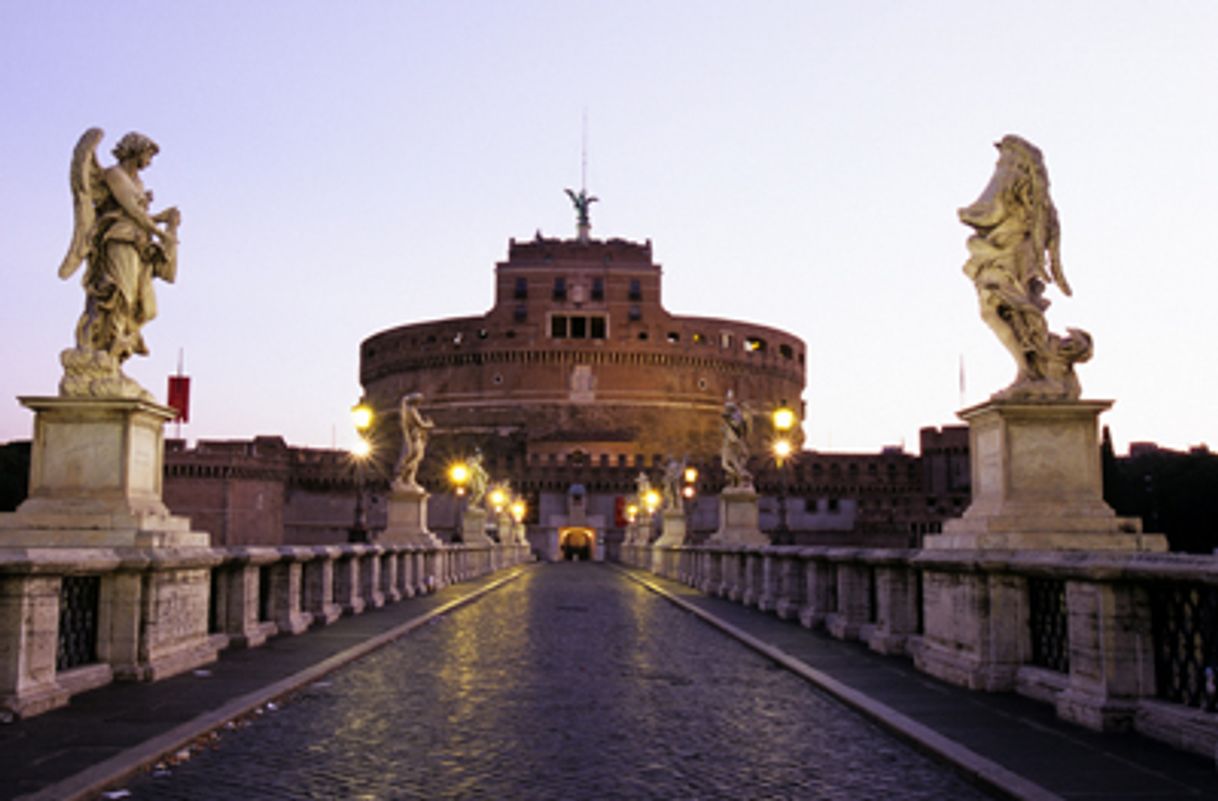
[58,128,181,402]
[721,390,753,489]
[959,135,1091,401]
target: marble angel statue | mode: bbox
[959,135,1091,400]
[57,128,181,401]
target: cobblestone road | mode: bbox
[121,564,991,800]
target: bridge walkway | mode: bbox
[0,563,1214,800]
[623,566,1218,801]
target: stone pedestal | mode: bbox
[0,397,208,548]
[653,509,687,547]
[381,485,443,547]
[924,400,1164,551]
[916,399,1166,697]
[710,487,768,546]
[461,507,493,546]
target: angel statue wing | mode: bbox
[57,128,107,280]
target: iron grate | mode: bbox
[1028,577,1070,674]
[1151,582,1218,709]
[57,575,100,671]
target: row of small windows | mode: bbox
[514,277,640,303]
[550,314,608,340]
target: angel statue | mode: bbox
[57,128,181,401]
[662,457,684,510]
[564,187,598,227]
[393,392,434,491]
[959,135,1092,401]
[721,390,753,489]
[466,450,489,508]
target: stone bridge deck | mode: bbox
[2,564,1216,800]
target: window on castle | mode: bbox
[592,277,604,301]
[744,336,767,353]
[553,277,567,301]
[549,314,607,340]
[514,278,528,299]
[780,344,794,359]
[666,331,680,343]
[514,305,527,323]
[629,305,642,321]
[628,279,642,301]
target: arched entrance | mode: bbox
[559,527,595,561]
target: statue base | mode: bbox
[654,509,687,547]
[0,397,208,547]
[709,487,768,546]
[923,399,1165,552]
[461,507,492,545]
[380,485,442,547]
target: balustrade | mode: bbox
[622,542,1218,759]
[0,540,527,721]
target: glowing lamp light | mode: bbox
[643,489,661,513]
[773,437,793,466]
[489,487,508,511]
[351,437,371,459]
[510,499,527,523]
[682,485,696,499]
[625,503,639,523]
[683,466,699,484]
[772,406,797,433]
[351,403,374,432]
[448,462,470,493]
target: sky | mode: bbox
[2,2,1217,457]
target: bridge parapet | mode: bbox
[621,542,1218,760]
[0,541,530,721]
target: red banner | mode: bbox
[167,376,191,422]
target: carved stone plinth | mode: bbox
[710,488,768,546]
[381,486,442,547]
[924,400,1164,552]
[461,507,492,546]
[0,397,208,548]
[653,509,687,547]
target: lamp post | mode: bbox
[448,460,470,541]
[349,401,374,543]
[643,487,661,541]
[771,405,798,544]
[682,465,699,531]
[488,483,510,542]
[509,497,527,545]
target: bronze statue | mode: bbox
[58,128,181,401]
[959,135,1091,400]
[564,187,598,227]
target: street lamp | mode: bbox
[447,460,470,541]
[771,405,799,543]
[349,401,375,543]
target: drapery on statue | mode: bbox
[466,451,489,507]
[721,390,753,489]
[393,392,434,491]
[58,128,181,401]
[959,135,1092,401]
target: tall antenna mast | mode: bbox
[581,108,588,194]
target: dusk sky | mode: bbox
[3,2,1217,456]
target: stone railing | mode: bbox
[1,541,530,720]
[619,542,1218,759]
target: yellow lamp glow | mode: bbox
[510,499,527,523]
[351,403,374,432]
[683,466,699,484]
[682,485,696,499]
[351,437,371,459]
[625,503,639,523]
[448,462,469,486]
[773,437,793,466]
[489,487,508,511]
[772,406,797,433]
[643,489,661,513]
